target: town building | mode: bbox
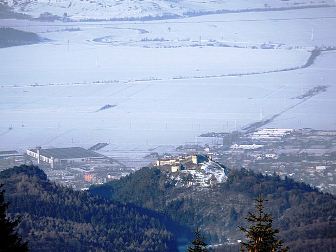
[26,147,105,168]
[230,144,264,150]
[250,128,293,140]
[156,158,178,166]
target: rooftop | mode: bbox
[29,147,103,159]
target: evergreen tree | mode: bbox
[0,184,28,252]
[239,195,288,252]
[187,227,208,252]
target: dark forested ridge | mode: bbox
[0,165,179,252]
[1,165,335,251]
[0,28,40,48]
[91,167,336,251]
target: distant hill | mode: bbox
[91,167,336,251]
[0,165,180,252]
[0,28,40,48]
[0,3,29,19]
[4,0,335,21]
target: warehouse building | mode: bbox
[26,147,105,168]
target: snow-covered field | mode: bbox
[1,5,336,166]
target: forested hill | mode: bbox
[0,165,179,252]
[90,167,336,251]
[0,28,40,48]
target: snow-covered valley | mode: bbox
[1,3,336,166]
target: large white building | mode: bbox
[250,128,293,140]
[26,147,105,168]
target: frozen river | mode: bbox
[1,7,336,166]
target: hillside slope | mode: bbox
[4,0,335,21]
[0,165,179,252]
[91,167,336,251]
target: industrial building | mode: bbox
[26,147,105,168]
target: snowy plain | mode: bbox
[1,4,336,166]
